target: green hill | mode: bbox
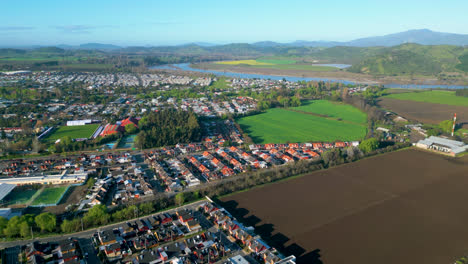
[347,44,467,75]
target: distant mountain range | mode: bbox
[4,29,468,50]
[253,29,468,47]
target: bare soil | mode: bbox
[378,97,468,127]
[220,149,468,264]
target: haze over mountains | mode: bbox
[40,29,468,50]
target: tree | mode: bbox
[0,217,8,235]
[61,219,81,233]
[19,221,31,238]
[83,204,110,228]
[175,193,185,206]
[35,212,56,232]
[359,138,380,153]
[125,124,138,134]
[439,120,453,134]
[3,216,20,237]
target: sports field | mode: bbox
[384,90,468,107]
[1,188,39,206]
[46,124,100,142]
[31,186,68,206]
[236,101,367,143]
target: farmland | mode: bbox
[30,186,69,206]
[236,101,367,144]
[378,97,468,126]
[220,149,468,264]
[290,100,368,124]
[384,90,468,107]
[214,59,338,72]
[45,124,100,142]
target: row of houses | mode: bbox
[202,202,296,264]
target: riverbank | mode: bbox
[192,62,468,86]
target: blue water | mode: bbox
[312,64,351,69]
[149,63,468,89]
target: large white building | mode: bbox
[0,170,88,186]
[416,136,468,156]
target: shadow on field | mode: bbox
[236,123,264,143]
[217,199,323,264]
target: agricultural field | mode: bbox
[236,101,367,143]
[378,97,468,126]
[221,149,468,264]
[290,100,367,124]
[384,90,468,107]
[31,186,69,206]
[215,59,338,72]
[45,124,100,142]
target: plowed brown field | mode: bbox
[221,149,468,264]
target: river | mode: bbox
[149,63,468,89]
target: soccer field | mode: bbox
[31,186,69,206]
[46,124,100,142]
[236,101,367,144]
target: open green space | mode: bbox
[1,188,39,206]
[236,103,367,144]
[290,100,368,124]
[31,186,68,205]
[384,90,468,107]
[46,124,100,142]
[215,58,337,72]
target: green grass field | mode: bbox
[384,90,468,107]
[46,124,100,142]
[236,102,367,144]
[291,100,368,124]
[215,58,338,72]
[1,189,39,206]
[31,186,68,205]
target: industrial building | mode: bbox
[416,136,468,156]
[0,170,88,186]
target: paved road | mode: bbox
[0,199,208,250]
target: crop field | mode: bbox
[384,90,468,107]
[216,60,273,66]
[221,149,468,264]
[236,102,367,143]
[46,124,100,142]
[215,59,338,71]
[378,97,468,126]
[291,100,367,124]
[31,186,68,206]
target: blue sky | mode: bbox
[1,0,468,46]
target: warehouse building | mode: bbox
[0,170,88,186]
[416,136,468,156]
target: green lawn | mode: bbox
[1,189,39,206]
[31,186,68,205]
[236,105,367,144]
[46,124,100,142]
[384,90,468,107]
[290,100,368,124]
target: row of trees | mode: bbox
[0,212,56,238]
